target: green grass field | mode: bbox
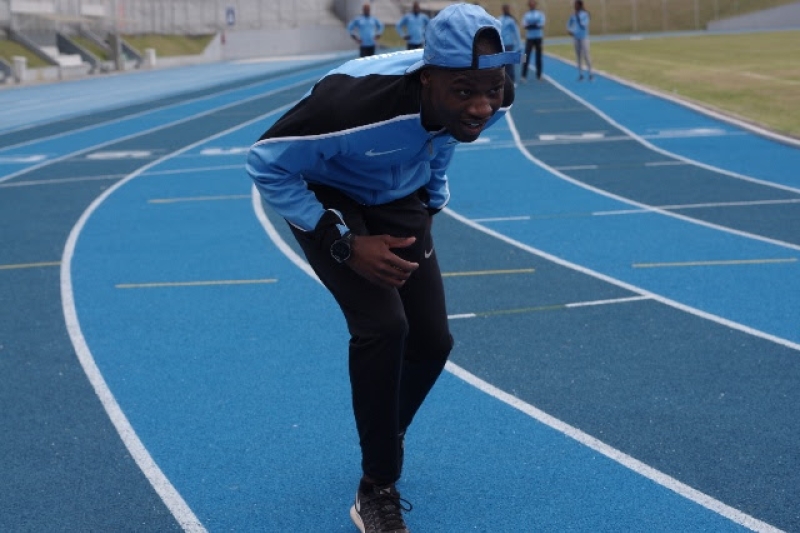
[0,33,213,66]
[120,33,214,56]
[2,1,798,140]
[0,38,50,68]
[547,31,800,138]
[478,0,799,36]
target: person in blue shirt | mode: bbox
[567,0,593,80]
[247,4,519,532]
[498,4,522,83]
[521,0,545,81]
[347,3,384,57]
[396,1,430,50]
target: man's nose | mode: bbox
[468,95,494,118]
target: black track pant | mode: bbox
[290,185,453,485]
[522,37,543,79]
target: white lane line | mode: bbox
[253,186,785,532]
[448,313,478,320]
[553,164,599,170]
[0,164,245,188]
[444,206,791,532]
[546,54,800,149]
[0,66,326,152]
[62,93,298,533]
[445,361,784,533]
[0,75,316,185]
[473,198,800,224]
[447,296,650,319]
[645,160,688,166]
[448,204,800,354]
[542,74,800,196]
[565,295,650,307]
[506,112,800,253]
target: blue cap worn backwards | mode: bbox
[406,3,522,73]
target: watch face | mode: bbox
[331,237,351,263]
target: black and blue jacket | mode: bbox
[246,49,515,234]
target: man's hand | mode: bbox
[347,235,419,288]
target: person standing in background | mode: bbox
[396,1,430,50]
[521,0,545,81]
[498,4,522,83]
[348,3,384,57]
[567,0,593,80]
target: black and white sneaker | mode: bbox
[350,482,412,533]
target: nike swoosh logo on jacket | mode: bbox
[246,49,514,232]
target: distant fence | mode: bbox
[1,0,343,35]
[2,0,798,37]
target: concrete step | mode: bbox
[41,45,84,66]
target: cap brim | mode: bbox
[476,50,522,68]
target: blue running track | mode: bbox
[1,52,798,532]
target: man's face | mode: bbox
[421,67,506,143]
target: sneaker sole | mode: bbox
[350,505,366,533]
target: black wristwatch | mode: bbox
[330,231,355,263]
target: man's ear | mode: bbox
[419,69,432,88]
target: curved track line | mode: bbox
[542,74,800,196]
[546,53,800,149]
[0,76,316,185]
[60,96,295,532]
[0,70,314,153]
[505,113,800,253]
[446,203,799,353]
[249,186,785,532]
[445,361,782,533]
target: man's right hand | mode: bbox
[347,235,419,288]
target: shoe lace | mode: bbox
[363,488,412,530]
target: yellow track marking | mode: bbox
[442,268,535,278]
[116,278,277,289]
[148,194,250,204]
[633,258,796,268]
[0,261,60,270]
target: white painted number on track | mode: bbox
[86,150,153,160]
[0,155,48,163]
[539,132,606,141]
[200,147,250,156]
